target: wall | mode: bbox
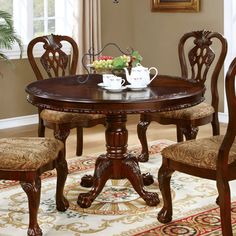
[101,0,224,110]
[0,59,37,119]
[0,0,224,120]
[101,0,133,54]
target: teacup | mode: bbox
[106,76,125,89]
[102,74,114,87]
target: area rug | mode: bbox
[0,139,236,236]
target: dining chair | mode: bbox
[0,137,68,236]
[27,34,106,156]
[157,57,236,236]
[137,30,228,162]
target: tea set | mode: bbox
[98,63,158,92]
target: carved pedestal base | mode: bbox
[77,114,159,208]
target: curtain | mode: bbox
[73,0,102,73]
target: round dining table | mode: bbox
[25,73,205,208]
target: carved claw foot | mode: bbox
[27,226,42,236]
[77,192,94,208]
[144,192,160,206]
[80,174,94,188]
[138,153,149,162]
[157,207,172,223]
[142,172,154,186]
[56,196,69,212]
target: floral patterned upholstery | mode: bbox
[158,102,214,120]
[0,137,64,171]
[162,135,236,170]
[40,109,105,123]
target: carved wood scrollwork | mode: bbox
[40,35,69,78]
[188,30,215,84]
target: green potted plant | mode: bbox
[0,10,23,61]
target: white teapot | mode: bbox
[124,63,158,87]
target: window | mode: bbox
[1,0,74,58]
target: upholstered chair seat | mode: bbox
[0,137,69,235]
[162,135,236,170]
[158,102,214,120]
[0,137,63,171]
[157,57,236,236]
[40,109,105,124]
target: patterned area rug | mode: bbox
[0,139,236,236]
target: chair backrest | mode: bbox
[219,57,236,167]
[178,30,227,113]
[27,34,79,80]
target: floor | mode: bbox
[0,114,227,158]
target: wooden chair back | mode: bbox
[218,57,236,170]
[27,34,79,80]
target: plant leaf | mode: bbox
[0,10,23,60]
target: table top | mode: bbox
[25,74,205,114]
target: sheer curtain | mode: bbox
[73,0,102,73]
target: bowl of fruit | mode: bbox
[91,51,143,75]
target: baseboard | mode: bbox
[0,112,229,130]
[0,114,38,130]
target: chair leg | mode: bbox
[76,127,83,156]
[157,159,174,223]
[20,177,42,236]
[216,195,220,205]
[216,178,233,236]
[53,125,70,155]
[182,125,199,140]
[137,117,151,162]
[176,125,184,142]
[55,150,69,211]
[38,118,45,137]
[211,119,220,136]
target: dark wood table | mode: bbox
[25,74,205,208]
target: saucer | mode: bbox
[105,86,126,92]
[97,83,108,87]
[126,84,147,91]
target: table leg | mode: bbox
[77,114,159,208]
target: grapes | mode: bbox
[92,54,131,71]
[98,55,113,60]
[92,59,113,70]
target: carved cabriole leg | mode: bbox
[124,155,159,206]
[76,127,83,156]
[216,175,233,236]
[181,125,199,140]
[137,114,151,162]
[157,158,174,223]
[77,114,159,208]
[20,177,42,236]
[77,154,112,208]
[55,150,69,211]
